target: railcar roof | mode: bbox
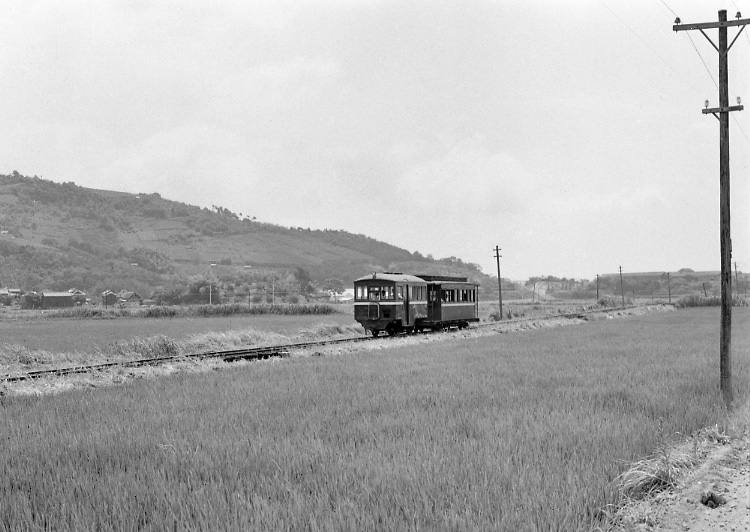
[423,280,479,287]
[354,272,427,284]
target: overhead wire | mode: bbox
[598,0,703,95]
[658,0,678,19]
[660,0,750,145]
[683,31,719,91]
[600,0,750,146]
[727,0,750,143]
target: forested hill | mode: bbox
[0,172,485,299]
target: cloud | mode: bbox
[206,56,341,128]
[397,138,539,216]
[98,126,257,204]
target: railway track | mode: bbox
[1,305,637,383]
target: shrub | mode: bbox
[675,295,748,308]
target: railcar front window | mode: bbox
[355,286,367,300]
[368,285,395,301]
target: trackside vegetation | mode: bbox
[0,309,747,531]
[43,303,337,319]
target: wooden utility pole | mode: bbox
[619,266,625,307]
[494,246,503,319]
[734,262,739,295]
[667,272,671,304]
[596,274,599,301]
[674,10,747,408]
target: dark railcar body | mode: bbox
[420,275,480,331]
[353,273,478,336]
[353,273,427,336]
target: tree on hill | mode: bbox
[295,267,314,295]
[322,278,345,300]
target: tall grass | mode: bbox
[0,322,364,375]
[45,303,338,319]
[0,309,747,531]
[675,294,747,308]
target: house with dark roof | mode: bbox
[41,291,74,308]
[117,291,143,306]
[101,290,118,306]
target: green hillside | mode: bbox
[0,173,486,302]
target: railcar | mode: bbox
[419,275,480,331]
[353,273,479,336]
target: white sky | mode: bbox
[1,0,748,279]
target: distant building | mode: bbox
[101,290,118,306]
[330,288,355,302]
[117,291,143,306]
[41,291,74,308]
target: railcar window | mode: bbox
[441,289,456,302]
[368,285,395,300]
[355,286,367,300]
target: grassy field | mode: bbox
[0,298,616,354]
[0,308,747,531]
[0,311,356,354]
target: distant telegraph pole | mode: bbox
[667,272,671,304]
[596,274,599,301]
[494,246,503,319]
[734,262,739,295]
[674,10,747,408]
[619,266,625,307]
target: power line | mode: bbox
[684,32,719,90]
[731,113,750,144]
[727,0,750,142]
[650,0,750,146]
[600,0,704,95]
[658,0,678,19]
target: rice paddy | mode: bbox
[0,308,747,531]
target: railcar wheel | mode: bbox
[386,324,397,336]
[371,330,380,337]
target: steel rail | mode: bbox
[1,305,638,383]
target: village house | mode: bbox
[41,291,74,309]
[117,291,143,306]
[101,290,118,306]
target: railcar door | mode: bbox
[403,285,410,325]
[427,284,440,322]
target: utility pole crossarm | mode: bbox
[673,17,750,31]
[674,17,749,51]
[703,105,743,114]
